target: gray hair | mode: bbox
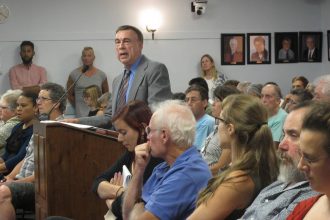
[151,100,196,148]
[0,89,22,111]
[40,82,67,113]
[313,74,330,97]
[246,84,263,98]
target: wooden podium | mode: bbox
[34,122,125,220]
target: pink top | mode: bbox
[9,63,47,89]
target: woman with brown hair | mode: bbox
[92,100,162,219]
[188,94,278,220]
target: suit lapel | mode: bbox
[112,71,126,113]
[127,55,148,101]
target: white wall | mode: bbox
[0,0,328,95]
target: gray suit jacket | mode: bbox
[79,55,172,127]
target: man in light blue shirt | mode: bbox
[261,83,287,148]
[122,100,211,220]
[185,85,215,151]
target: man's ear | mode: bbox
[161,129,169,144]
[202,99,208,109]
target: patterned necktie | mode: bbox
[116,70,131,112]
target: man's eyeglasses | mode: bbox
[297,149,329,165]
[145,126,161,136]
[115,38,133,47]
[37,96,53,102]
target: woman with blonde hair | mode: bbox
[200,54,228,100]
[82,85,103,116]
[188,94,278,220]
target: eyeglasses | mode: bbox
[37,96,53,102]
[115,38,134,47]
[297,149,329,165]
[214,116,228,124]
[145,126,161,136]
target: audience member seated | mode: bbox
[188,77,212,114]
[246,83,263,98]
[200,54,228,100]
[92,100,162,219]
[82,85,103,117]
[172,92,186,101]
[201,85,240,176]
[283,88,313,113]
[122,100,211,220]
[242,101,318,219]
[292,76,309,90]
[0,90,22,157]
[187,94,279,220]
[223,79,240,88]
[261,83,287,148]
[9,41,47,90]
[66,46,109,117]
[237,81,252,93]
[287,102,330,220]
[0,82,67,219]
[185,85,215,151]
[282,76,310,109]
[0,91,38,174]
[312,74,330,102]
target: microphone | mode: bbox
[39,65,89,121]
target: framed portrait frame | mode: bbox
[247,33,271,64]
[328,30,330,61]
[299,32,322,62]
[274,32,298,63]
[221,33,245,65]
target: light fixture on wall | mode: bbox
[140,8,162,40]
[146,26,157,40]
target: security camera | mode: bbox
[191,1,207,15]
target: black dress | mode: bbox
[92,150,163,219]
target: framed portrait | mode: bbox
[299,32,322,62]
[328,30,330,61]
[221,34,245,65]
[247,33,271,64]
[274,32,298,63]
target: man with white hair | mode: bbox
[123,100,211,220]
[313,74,330,102]
[0,90,22,157]
[241,101,318,219]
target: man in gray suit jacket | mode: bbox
[64,25,172,127]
